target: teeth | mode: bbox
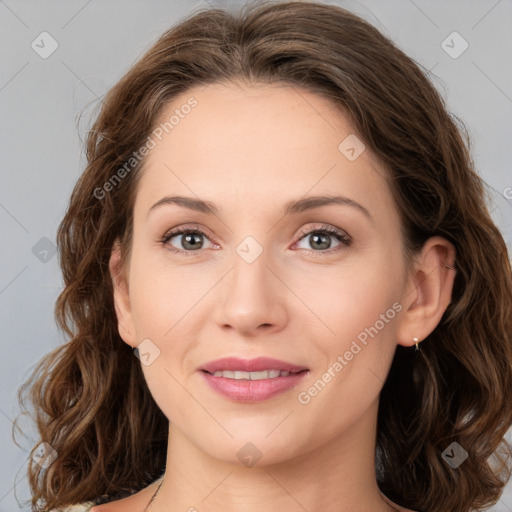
[211,369,293,380]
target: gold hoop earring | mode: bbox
[413,337,420,351]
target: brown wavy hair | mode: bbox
[14,1,512,511]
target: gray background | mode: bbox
[1,0,511,510]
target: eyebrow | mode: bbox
[148,195,372,221]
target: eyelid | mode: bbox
[161,223,213,242]
[295,224,351,244]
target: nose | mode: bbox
[213,249,288,337]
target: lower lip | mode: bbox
[201,371,309,402]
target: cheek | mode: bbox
[127,248,177,339]
[127,247,214,351]
[293,256,402,349]
[299,269,403,412]
[296,263,402,426]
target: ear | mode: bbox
[109,239,137,348]
[396,236,456,348]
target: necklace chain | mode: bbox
[144,478,164,512]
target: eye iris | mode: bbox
[310,232,331,250]
[182,232,203,250]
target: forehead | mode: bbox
[134,81,395,222]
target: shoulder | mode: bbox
[50,503,96,512]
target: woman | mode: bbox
[14,1,512,511]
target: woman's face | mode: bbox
[113,81,413,466]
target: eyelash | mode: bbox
[160,224,352,256]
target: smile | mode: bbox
[208,369,303,380]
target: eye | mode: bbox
[159,223,352,256]
[293,224,352,254]
[160,225,217,254]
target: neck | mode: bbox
[150,397,397,512]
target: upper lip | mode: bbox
[200,357,309,373]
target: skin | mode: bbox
[98,81,455,512]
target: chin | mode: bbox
[195,430,308,468]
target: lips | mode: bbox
[199,357,310,401]
[200,356,309,374]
